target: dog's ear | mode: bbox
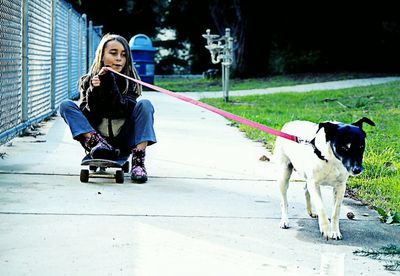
[318,122,338,142]
[352,117,376,129]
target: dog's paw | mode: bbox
[319,222,330,240]
[320,230,330,240]
[280,219,290,229]
[330,230,343,240]
[308,211,318,218]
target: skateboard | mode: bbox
[80,154,130,183]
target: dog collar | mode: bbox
[309,138,328,162]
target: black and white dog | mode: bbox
[274,117,375,240]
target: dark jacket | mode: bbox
[79,71,138,128]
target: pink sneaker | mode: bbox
[131,148,147,183]
[82,132,118,160]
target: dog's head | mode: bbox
[318,117,375,176]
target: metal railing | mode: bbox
[0,0,102,144]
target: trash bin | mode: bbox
[129,34,157,84]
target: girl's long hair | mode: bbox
[80,33,142,95]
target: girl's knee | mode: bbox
[136,99,154,112]
[59,99,76,113]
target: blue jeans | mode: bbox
[59,99,157,154]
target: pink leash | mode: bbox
[107,67,300,143]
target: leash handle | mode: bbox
[106,67,300,143]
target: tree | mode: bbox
[163,0,278,77]
[69,0,400,75]
[161,0,216,73]
[69,0,166,40]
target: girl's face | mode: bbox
[102,40,127,73]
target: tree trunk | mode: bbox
[210,0,271,77]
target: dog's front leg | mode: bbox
[307,182,330,239]
[278,166,292,229]
[330,184,346,240]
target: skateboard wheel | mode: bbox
[115,170,124,183]
[122,161,130,173]
[89,165,97,172]
[80,169,89,182]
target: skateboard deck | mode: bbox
[80,154,130,183]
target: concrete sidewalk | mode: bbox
[1,82,400,275]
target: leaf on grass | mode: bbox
[385,212,400,224]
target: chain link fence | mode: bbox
[0,0,102,144]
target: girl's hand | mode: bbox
[91,75,101,87]
[91,67,110,87]
[99,66,110,75]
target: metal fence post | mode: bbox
[88,20,93,68]
[21,0,29,122]
[68,7,72,98]
[50,0,56,111]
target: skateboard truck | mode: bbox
[80,154,130,183]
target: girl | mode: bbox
[60,33,156,183]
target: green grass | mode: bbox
[199,81,400,214]
[155,72,391,92]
